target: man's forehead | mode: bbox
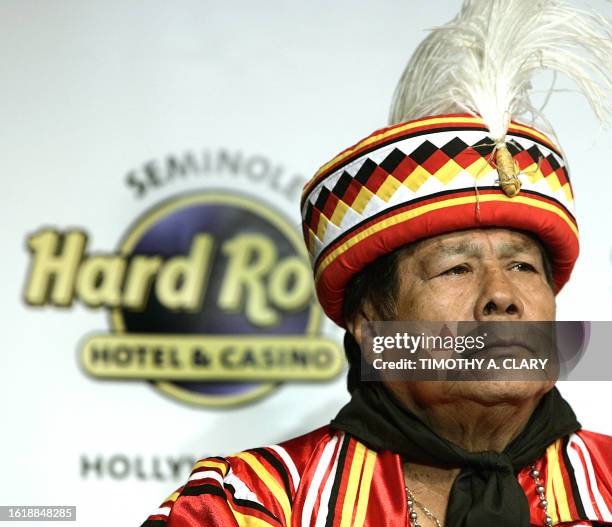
[416,229,540,257]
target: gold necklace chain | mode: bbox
[406,486,443,527]
[406,464,552,527]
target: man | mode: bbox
[141,0,612,525]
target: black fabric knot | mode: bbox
[330,380,581,527]
[466,451,513,473]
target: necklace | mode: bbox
[406,486,442,527]
[530,465,554,526]
[405,464,552,527]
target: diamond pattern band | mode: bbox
[301,114,579,327]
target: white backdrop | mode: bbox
[1,1,610,526]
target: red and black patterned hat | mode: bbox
[301,114,578,327]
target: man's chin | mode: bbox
[450,380,555,405]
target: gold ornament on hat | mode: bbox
[495,142,521,198]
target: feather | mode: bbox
[388,0,612,143]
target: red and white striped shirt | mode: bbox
[141,426,612,527]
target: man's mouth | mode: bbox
[463,337,536,360]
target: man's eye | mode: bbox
[510,262,536,272]
[442,265,470,276]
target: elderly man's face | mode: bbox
[383,228,556,405]
[394,228,555,321]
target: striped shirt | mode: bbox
[141,426,612,526]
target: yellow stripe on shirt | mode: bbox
[192,459,229,475]
[227,500,280,527]
[546,439,572,524]
[340,441,367,527]
[353,448,377,527]
[234,451,292,526]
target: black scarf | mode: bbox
[331,376,580,526]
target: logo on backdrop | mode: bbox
[23,148,343,407]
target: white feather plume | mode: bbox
[389,0,612,142]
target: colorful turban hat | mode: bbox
[301,114,578,327]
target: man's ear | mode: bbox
[346,301,379,348]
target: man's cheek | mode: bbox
[526,293,556,319]
[410,294,471,320]
[521,282,555,316]
[426,284,475,317]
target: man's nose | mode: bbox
[474,266,524,320]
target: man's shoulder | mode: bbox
[570,429,612,472]
[223,424,337,483]
[273,424,337,464]
[556,429,612,524]
[575,428,612,448]
[141,425,339,527]
[188,424,338,490]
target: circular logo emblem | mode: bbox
[91,191,339,406]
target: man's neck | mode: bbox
[384,381,547,452]
[415,398,540,452]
